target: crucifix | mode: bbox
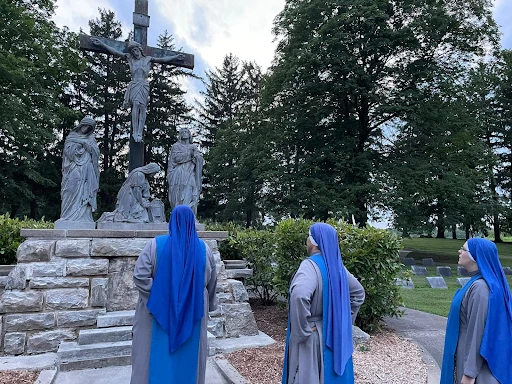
[79,0,194,171]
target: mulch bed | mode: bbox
[225,299,428,384]
[0,370,39,384]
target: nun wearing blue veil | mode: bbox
[441,238,512,384]
[282,223,365,384]
[130,205,218,384]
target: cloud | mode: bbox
[154,0,285,71]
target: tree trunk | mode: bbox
[452,225,457,240]
[493,213,502,243]
[436,224,445,239]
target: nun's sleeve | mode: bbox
[345,267,365,323]
[133,239,156,305]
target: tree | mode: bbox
[261,0,499,225]
[0,0,79,219]
[198,55,266,226]
[383,95,487,238]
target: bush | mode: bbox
[0,214,54,264]
[328,220,404,332]
[231,229,277,305]
[273,218,314,297]
[273,218,404,333]
[205,222,246,261]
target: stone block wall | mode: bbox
[0,230,257,356]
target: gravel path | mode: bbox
[226,301,428,384]
[0,370,39,384]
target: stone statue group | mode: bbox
[55,116,203,229]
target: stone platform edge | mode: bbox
[20,229,229,240]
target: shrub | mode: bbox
[329,220,404,332]
[0,214,54,265]
[231,229,277,305]
[204,221,245,260]
[273,218,313,298]
[273,218,404,333]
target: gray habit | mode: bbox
[130,239,218,384]
[286,258,365,384]
[455,274,498,384]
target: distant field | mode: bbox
[398,238,512,316]
[401,237,512,268]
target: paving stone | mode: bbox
[4,332,26,355]
[5,313,55,331]
[27,330,75,354]
[45,289,89,310]
[16,240,54,263]
[0,291,44,313]
[436,266,452,277]
[57,340,131,361]
[56,309,106,328]
[426,276,447,289]
[55,240,91,258]
[29,277,90,289]
[66,259,109,276]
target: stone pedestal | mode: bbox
[0,229,257,356]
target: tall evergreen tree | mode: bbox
[261,0,499,225]
[0,0,78,219]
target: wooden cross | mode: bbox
[79,0,194,171]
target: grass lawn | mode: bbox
[398,238,512,316]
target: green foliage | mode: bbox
[204,221,245,261]
[273,218,314,297]
[230,229,277,305]
[329,220,404,332]
[0,214,53,265]
[273,219,403,332]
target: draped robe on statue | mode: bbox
[130,206,217,384]
[60,128,100,222]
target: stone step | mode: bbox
[58,340,132,361]
[96,310,135,328]
[78,326,133,345]
[59,354,132,372]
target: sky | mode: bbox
[52,0,512,228]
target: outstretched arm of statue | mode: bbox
[90,37,127,58]
[152,53,185,64]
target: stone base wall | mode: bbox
[0,229,257,356]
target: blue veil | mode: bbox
[467,238,512,383]
[310,223,353,376]
[146,205,205,353]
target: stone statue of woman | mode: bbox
[55,116,100,229]
[98,162,162,223]
[168,128,203,216]
[90,38,184,142]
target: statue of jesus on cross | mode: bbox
[80,0,194,171]
[90,38,184,143]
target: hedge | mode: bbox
[0,214,53,265]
